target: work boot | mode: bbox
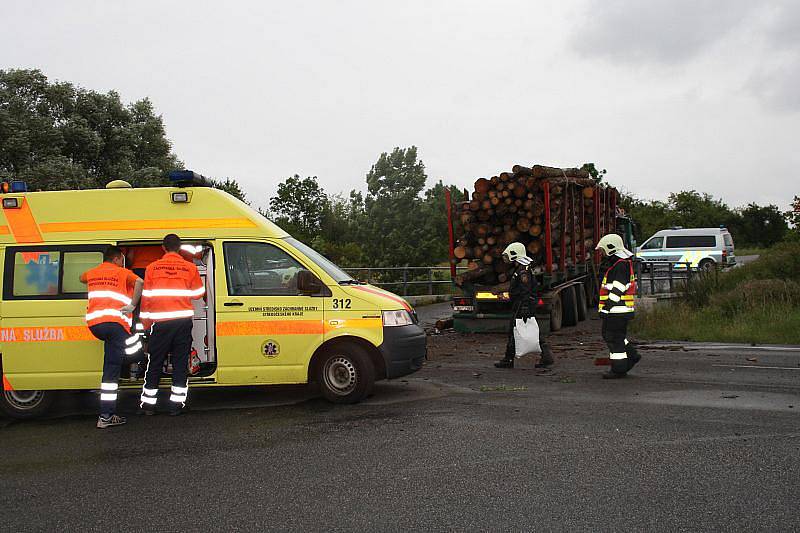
[494,359,514,369]
[97,414,127,429]
[535,351,554,368]
[138,406,155,416]
[602,371,626,379]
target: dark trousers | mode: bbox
[141,319,192,409]
[504,317,552,362]
[601,314,640,374]
[89,322,128,417]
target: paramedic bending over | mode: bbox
[81,246,143,429]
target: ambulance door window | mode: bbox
[224,242,304,296]
[12,251,60,297]
[62,251,103,293]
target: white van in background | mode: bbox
[636,227,736,271]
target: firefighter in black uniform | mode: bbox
[595,233,641,378]
[494,242,554,369]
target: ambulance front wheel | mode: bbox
[0,389,56,419]
[316,344,375,404]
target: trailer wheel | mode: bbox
[0,389,56,419]
[576,283,588,321]
[315,344,375,404]
[550,293,563,332]
[561,286,579,327]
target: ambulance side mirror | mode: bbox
[297,270,323,295]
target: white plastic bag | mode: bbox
[514,317,541,357]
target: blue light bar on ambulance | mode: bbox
[169,170,209,187]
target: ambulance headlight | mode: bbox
[382,310,414,327]
[2,198,19,209]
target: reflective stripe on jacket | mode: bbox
[81,262,140,332]
[599,258,636,314]
[140,252,204,327]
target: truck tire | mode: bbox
[0,389,56,419]
[699,259,715,272]
[315,344,375,404]
[576,283,588,321]
[550,293,563,332]
[561,286,579,327]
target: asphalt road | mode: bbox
[2,317,799,532]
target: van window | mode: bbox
[63,252,103,293]
[723,234,733,247]
[224,242,305,296]
[12,251,60,296]
[665,235,716,248]
[642,237,663,250]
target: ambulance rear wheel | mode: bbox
[699,259,715,272]
[0,389,55,419]
[316,344,375,404]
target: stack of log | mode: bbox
[453,164,613,286]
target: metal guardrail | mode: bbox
[343,266,469,296]
[634,260,698,296]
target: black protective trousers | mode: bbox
[142,318,193,409]
[89,322,128,417]
[601,314,640,375]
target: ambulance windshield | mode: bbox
[285,238,356,284]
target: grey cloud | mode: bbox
[572,0,758,64]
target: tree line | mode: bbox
[2,69,797,269]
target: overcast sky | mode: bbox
[3,0,798,211]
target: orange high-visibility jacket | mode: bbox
[80,262,141,332]
[140,252,205,328]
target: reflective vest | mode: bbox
[598,258,636,314]
[81,262,139,332]
[140,252,205,326]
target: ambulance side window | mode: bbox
[224,242,304,296]
[62,252,103,293]
[12,251,61,297]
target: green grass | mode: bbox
[480,385,527,392]
[633,241,800,344]
[632,303,800,344]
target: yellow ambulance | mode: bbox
[0,173,426,418]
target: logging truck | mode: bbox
[447,165,635,334]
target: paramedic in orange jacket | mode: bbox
[139,234,205,415]
[81,246,144,428]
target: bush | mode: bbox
[710,279,800,318]
[685,241,800,306]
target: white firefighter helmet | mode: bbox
[502,242,529,264]
[595,233,632,257]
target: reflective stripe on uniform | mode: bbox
[100,382,118,391]
[611,281,627,292]
[125,342,143,355]
[87,290,132,305]
[142,287,205,298]
[139,309,195,320]
[170,385,188,404]
[609,306,635,314]
[608,293,621,302]
[86,309,132,325]
[609,352,628,360]
[100,393,117,401]
[140,396,157,405]
[125,334,141,346]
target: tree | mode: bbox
[268,175,329,242]
[785,196,800,242]
[580,163,606,183]
[209,177,247,203]
[363,147,430,267]
[736,203,787,248]
[0,69,179,190]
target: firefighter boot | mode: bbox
[535,345,554,368]
[494,358,514,369]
